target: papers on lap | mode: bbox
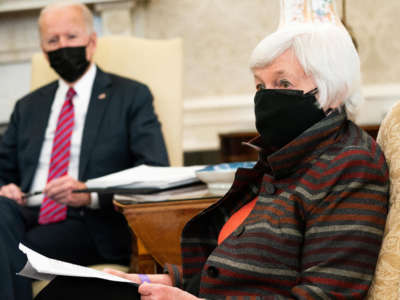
[85,164,204,193]
[17,244,135,284]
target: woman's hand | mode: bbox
[139,283,202,300]
[104,269,173,286]
[104,269,199,299]
[104,268,142,284]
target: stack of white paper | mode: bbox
[85,164,204,191]
[114,183,211,203]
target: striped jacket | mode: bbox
[165,111,389,299]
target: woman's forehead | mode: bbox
[253,52,306,80]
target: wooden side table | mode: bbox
[114,197,219,273]
[219,132,258,162]
[360,124,380,140]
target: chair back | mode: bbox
[367,101,400,299]
[31,35,183,166]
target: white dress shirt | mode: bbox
[28,64,99,208]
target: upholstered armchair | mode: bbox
[368,101,400,299]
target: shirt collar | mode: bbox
[57,63,97,99]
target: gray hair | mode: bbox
[38,1,94,35]
[249,23,363,118]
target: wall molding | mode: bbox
[183,94,255,152]
[0,0,136,63]
[183,84,400,152]
[0,0,123,13]
[356,84,400,125]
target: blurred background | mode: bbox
[0,0,399,164]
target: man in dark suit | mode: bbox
[0,2,168,299]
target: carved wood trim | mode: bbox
[0,0,124,13]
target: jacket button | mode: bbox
[207,266,219,278]
[80,210,85,217]
[233,225,245,237]
[265,184,275,195]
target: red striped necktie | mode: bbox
[38,87,76,224]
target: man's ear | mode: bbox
[41,44,51,64]
[86,32,97,61]
[91,32,97,47]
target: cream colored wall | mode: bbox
[348,0,400,85]
[0,0,399,150]
[138,0,281,150]
[142,0,280,100]
[134,0,400,150]
[137,0,400,100]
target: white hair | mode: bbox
[38,1,94,35]
[249,23,363,118]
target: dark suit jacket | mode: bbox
[0,67,169,261]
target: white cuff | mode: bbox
[88,192,100,209]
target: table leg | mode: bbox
[129,235,159,273]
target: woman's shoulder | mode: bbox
[322,121,387,175]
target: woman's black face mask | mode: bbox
[254,88,325,151]
[47,46,90,83]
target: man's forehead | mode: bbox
[40,7,84,28]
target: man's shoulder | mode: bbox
[17,80,58,105]
[99,68,149,91]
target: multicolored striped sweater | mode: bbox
[165,110,389,299]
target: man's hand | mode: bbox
[139,283,202,300]
[44,175,90,207]
[0,183,25,205]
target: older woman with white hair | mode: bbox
[38,2,389,300]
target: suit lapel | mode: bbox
[79,68,112,180]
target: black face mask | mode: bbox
[254,88,326,151]
[47,46,90,83]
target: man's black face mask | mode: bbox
[254,88,326,151]
[47,46,90,83]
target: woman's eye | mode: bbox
[279,80,291,88]
[256,83,265,91]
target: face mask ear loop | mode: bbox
[306,88,319,96]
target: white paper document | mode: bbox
[17,243,133,283]
[85,164,204,190]
[114,183,211,203]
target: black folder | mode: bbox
[73,180,204,195]
[35,276,140,300]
